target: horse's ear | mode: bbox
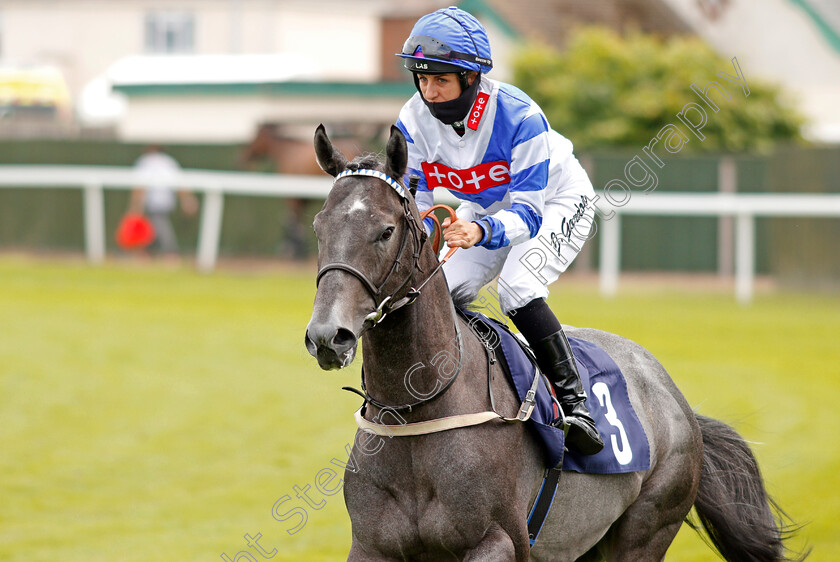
[385,125,408,181]
[314,124,348,177]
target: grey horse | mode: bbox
[305,124,800,561]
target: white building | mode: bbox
[0,0,520,142]
[2,0,836,143]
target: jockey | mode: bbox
[395,7,603,455]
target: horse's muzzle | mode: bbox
[304,323,358,370]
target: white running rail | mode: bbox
[1,165,838,304]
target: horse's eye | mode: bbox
[380,227,395,241]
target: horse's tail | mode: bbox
[689,415,808,562]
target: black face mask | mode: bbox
[414,73,481,125]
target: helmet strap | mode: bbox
[457,70,470,92]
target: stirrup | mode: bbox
[550,395,568,431]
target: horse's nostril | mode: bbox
[333,328,357,349]
[304,330,318,354]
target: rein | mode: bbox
[344,314,464,413]
[353,317,545,437]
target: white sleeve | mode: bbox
[547,131,595,201]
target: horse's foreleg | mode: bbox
[464,524,522,562]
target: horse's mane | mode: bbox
[450,283,479,313]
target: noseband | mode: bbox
[315,169,426,329]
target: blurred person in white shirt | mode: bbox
[128,145,199,256]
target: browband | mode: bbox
[334,169,408,200]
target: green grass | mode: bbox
[0,256,837,560]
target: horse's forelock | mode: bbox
[345,153,384,172]
[341,153,411,200]
[329,151,417,220]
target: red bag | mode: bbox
[116,213,156,249]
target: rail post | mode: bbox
[735,212,755,305]
[599,214,621,297]
[197,190,224,273]
[83,183,105,264]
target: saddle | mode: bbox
[458,308,651,475]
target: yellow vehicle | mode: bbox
[0,65,71,119]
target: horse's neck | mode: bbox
[360,273,465,411]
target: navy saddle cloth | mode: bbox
[459,309,651,473]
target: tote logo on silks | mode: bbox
[421,160,510,194]
[467,92,490,130]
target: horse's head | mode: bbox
[305,124,422,370]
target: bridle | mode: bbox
[314,168,461,412]
[315,168,426,329]
[315,168,456,330]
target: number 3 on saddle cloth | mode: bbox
[458,308,651,474]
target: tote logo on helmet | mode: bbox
[421,160,510,194]
[467,92,489,130]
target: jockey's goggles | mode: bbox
[400,35,493,69]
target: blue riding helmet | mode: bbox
[396,6,493,75]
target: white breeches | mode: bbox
[442,191,595,314]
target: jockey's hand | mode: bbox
[442,217,483,249]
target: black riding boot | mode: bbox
[532,329,604,456]
[510,298,604,455]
